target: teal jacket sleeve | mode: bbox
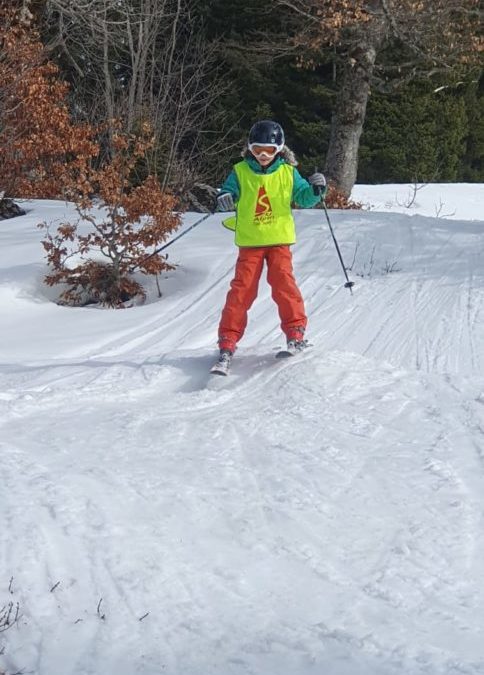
[220,170,240,201]
[292,168,325,208]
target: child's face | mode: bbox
[255,153,274,167]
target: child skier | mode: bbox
[212,119,327,374]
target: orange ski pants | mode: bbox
[218,245,307,351]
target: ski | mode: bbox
[275,349,296,359]
[275,340,310,359]
[209,342,310,373]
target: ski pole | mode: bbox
[143,211,212,263]
[322,201,355,294]
[131,211,212,274]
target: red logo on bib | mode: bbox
[255,186,272,217]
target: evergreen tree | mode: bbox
[460,73,484,182]
[197,0,334,188]
[358,80,469,183]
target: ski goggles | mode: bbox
[248,143,283,158]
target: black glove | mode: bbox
[216,192,235,212]
[308,172,327,197]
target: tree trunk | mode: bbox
[325,31,384,197]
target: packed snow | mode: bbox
[1,183,484,675]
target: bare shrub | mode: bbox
[40,122,181,307]
[325,185,363,210]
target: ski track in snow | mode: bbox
[2,195,484,675]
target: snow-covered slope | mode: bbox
[1,184,484,675]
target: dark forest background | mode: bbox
[2,0,484,205]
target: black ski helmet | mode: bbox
[248,120,285,147]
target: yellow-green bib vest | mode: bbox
[223,162,296,247]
